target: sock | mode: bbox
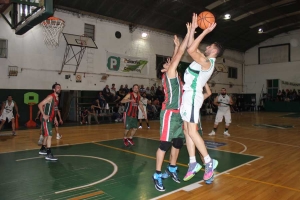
[189,156,196,163]
[57,133,59,136]
[225,128,228,132]
[39,135,43,139]
[46,148,51,155]
[156,170,161,174]
[40,145,46,150]
[213,128,217,132]
[147,123,149,127]
[204,155,212,164]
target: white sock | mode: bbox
[189,156,196,163]
[57,133,59,136]
[204,155,212,164]
[39,135,43,139]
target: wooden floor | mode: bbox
[1,112,300,199]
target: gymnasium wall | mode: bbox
[244,29,300,103]
[0,10,243,93]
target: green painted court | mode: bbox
[0,138,260,200]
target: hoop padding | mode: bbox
[41,17,65,48]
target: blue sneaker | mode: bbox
[205,174,214,184]
[162,166,180,183]
[152,173,165,192]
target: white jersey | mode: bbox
[138,97,148,119]
[217,94,231,112]
[3,100,15,115]
[183,59,215,94]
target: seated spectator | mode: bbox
[98,91,106,108]
[88,105,99,124]
[140,84,146,93]
[80,107,88,124]
[156,86,164,102]
[150,86,156,98]
[145,86,151,96]
[124,84,130,94]
[118,87,126,100]
[93,99,102,114]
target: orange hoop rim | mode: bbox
[41,16,65,25]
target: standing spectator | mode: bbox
[150,86,156,99]
[145,87,151,99]
[111,84,120,102]
[102,85,112,102]
[156,86,164,102]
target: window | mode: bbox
[84,23,95,40]
[267,79,279,98]
[228,67,237,79]
[0,39,8,58]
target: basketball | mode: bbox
[197,11,215,30]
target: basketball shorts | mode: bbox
[42,120,53,137]
[138,106,147,120]
[180,91,204,123]
[124,113,138,130]
[215,109,231,124]
[160,109,184,142]
[0,112,14,123]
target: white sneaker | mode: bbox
[208,130,215,136]
[115,119,119,122]
[56,134,62,139]
[138,126,142,129]
[224,131,230,136]
[148,126,150,129]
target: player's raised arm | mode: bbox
[187,13,216,69]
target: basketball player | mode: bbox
[0,95,19,135]
[36,106,62,145]
[152,23,191,191]
[138,93,150,129]
[120,84,146,146]
[180,13,223,181]
[209,88,232,136]
[38,83,61,161]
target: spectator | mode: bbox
[150,86,156,99]
[124,84,130,94]
[102,85,112,102]
[118,86,126,100]
[155,86,164,102]
[93,99,102,114]
[80,107,88,124]
[98,91,106,108]
[145,87,151,98]
[277,90,282,101]
[111,84,120,102]
[88,105,99,124]
[140,85,146,93]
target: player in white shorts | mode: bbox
[209,88,233,136]
[180,13,223,182]
[0,95,20,136]
[138,93,150,129]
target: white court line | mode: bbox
[150,156,263,200]
[137,136,257,157]
[0,137,123,155]
[16,155,118,194]
[224,134,300,148]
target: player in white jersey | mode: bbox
[209,88,233,136]
[180,13,223,182]
[138,93,150,129]
[0,95,19,135]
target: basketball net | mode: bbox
[41,17,65,48]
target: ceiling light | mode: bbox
[258,28,263,34]
[224,14,231,20]
[141,32,148,39]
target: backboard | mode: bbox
[62,33,98,49]
[0,0,53,35]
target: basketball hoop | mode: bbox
[41,17,65,48]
